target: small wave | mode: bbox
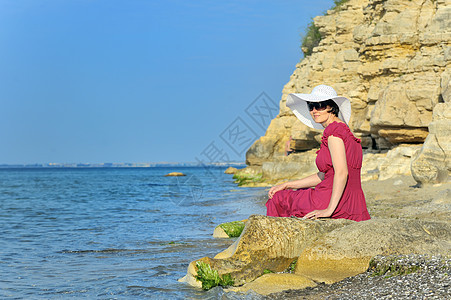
[127,285,173,292]
[59,248,150,254]
[56,289,88,295]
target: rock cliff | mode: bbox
[244,0,451,185]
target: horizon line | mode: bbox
[0,161,246,168]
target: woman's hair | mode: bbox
[322,99,339,116]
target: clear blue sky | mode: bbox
[0,0,335,164]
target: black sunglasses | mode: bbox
[307,101,328,111]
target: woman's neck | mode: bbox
[321,115,342,128]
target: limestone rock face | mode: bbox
[244,0,451,180]
[295,218,451,283]
[241,144,421,185]
[261,150,318,183]
[245,117,304,166]
[246,136,276,166]
[411,101,451,184]
[361,145,422,181]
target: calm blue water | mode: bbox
[0,167,267,299]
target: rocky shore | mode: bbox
[266,255,450,299]
[180,176,450,297]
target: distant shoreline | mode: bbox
[0,162,246,169]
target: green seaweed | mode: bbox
[218,221,245,238]
[232,173,262,186]
[369,257,421,278]
[195,261,234,290]
[159,241,186,246]
[263,269,274,275]
[287,258,298,273]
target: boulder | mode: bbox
[180,215,353,287]
[226,273,316,296]
[224,167,238,174]
[232,166,263,187]
[261,149,318,184]
[213,220,247,238]
[361,152,387,181]
[411,102,451,184]
[164,172,186,177]
[360,145,422,181]
[245,117,293,166]
[295,218,451,284]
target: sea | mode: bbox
[0,166,268,299]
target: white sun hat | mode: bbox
[286,84,352,130]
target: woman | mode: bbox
[266,85,370,222]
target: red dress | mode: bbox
[266,122,371,222]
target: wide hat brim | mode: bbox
[286,93,351,130]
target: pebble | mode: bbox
[264,254,450,300]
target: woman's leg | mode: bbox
[266,190,292,217]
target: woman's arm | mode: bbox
[268,172,324,199]
[304,135,348,219]
[285,172,324,189]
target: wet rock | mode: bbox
[180,215,353,287]
[232,166,263,187]
[164,172,186,176]
[213,220,247,238]
[224,167,239,174]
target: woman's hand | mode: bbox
[304,209,333,219]
[268,183,287,199]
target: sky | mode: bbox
[0,0,336,164]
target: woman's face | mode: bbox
[308,102,332,124]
